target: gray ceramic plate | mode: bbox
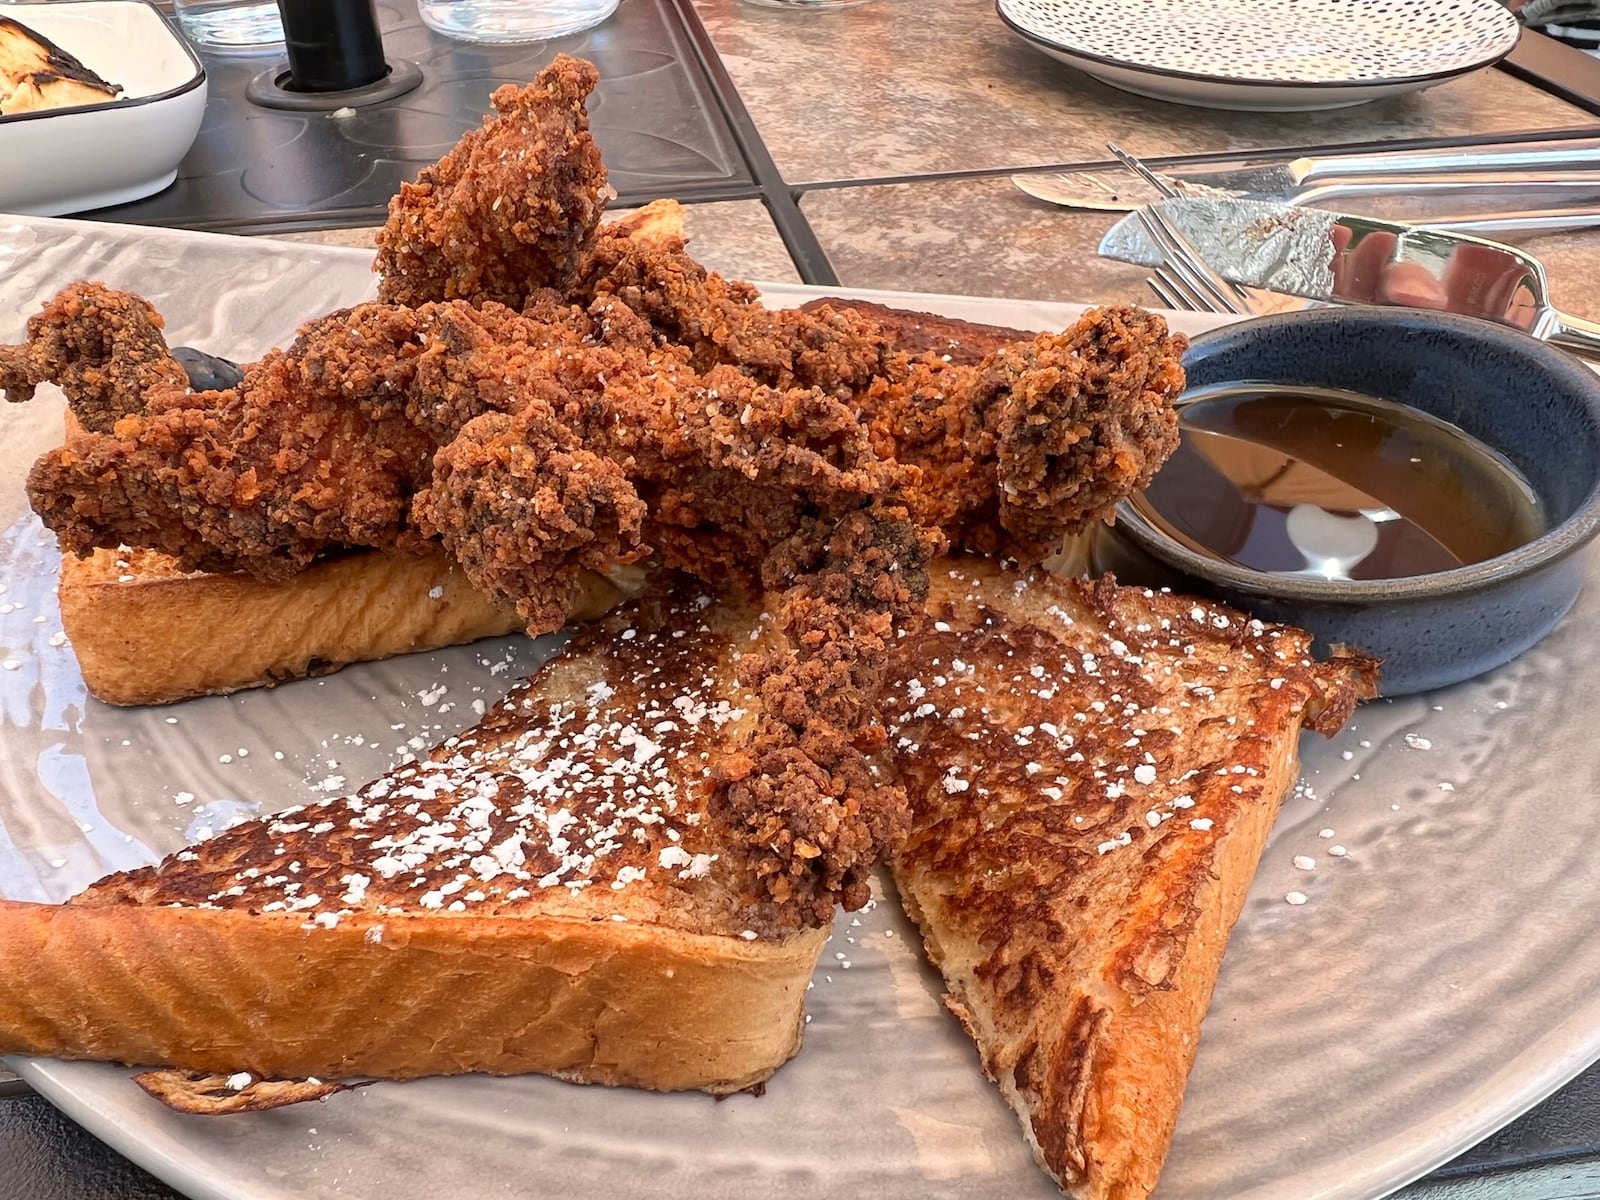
[2,217,1598,1200]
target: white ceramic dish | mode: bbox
[996,0,1522,111]
[3,216,1600,1200]
[0,1,205,215]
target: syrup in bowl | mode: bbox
[1130,382,1547,581]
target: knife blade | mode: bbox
[1015,169,1600,217]
[1096,195,1600,361]
[1014,137,1600,212]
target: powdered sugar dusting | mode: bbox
[143,593,765,936]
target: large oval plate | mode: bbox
[1,216,1597,1200]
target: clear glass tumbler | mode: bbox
[171,0,286,51]
[416,0,621,42]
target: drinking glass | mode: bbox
[416,0,621,42]
[171,0,285,51]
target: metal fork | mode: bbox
[1107,142,1258,317]
[1134,207,1255,316]
[1146,263,1249,315]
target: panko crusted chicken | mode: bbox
[9,282,1184,596]
[884,558,1375,1200]
[0,581,855,1096]
[365,56,1185,548]
[374,55,612,308]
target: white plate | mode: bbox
[997,0,1522,111]
[0,2,206,215]
[3,216,1600,1200]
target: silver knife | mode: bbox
[1016,171,1600,223]
[1015,138,1600,212]
[1097,196,1600,360]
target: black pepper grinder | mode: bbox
[276,0,387,93]
[247,0,420,110]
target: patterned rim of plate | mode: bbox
[996,0,1522,90]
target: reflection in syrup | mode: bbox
[1132,383,1546,581]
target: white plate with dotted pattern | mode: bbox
[3,215,1600,1200]
[997,0,1523,111]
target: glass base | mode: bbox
[740,0,875,7]
[416,0,621,42]
[173,0,284,50]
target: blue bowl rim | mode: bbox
[1116,306,1600,605]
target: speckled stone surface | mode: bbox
[802,175,1182,304]
[800,173,1600,316]
[268,198,802,284]
[693,0,1593,184]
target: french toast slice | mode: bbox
[57,544,634,706]
[885,557,1375,1200]
[796,296,1027,365]
[0,17,121,116]
[0,578,829,1095]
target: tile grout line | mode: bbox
[667,0,841,286]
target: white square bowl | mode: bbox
[0,0,206,215]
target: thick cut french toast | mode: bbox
[0,579,829,1095]
[58,544,634,706]
[0,16,121,116]
[796,297,1027,365]
[885,558,1375,1200]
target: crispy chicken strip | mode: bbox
[15,282,1183,585]
[413,352,902,631]
[23,296,605,580]
[858,306,1187,559]
[0,282,188,430]
[725,506,938,923]
[374,56,611,309]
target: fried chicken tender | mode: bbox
[24,294,596,580]
[416,409,647,635]
[415,356,906,617]
[0,282,189,430]
[723,507,939,923]
[375,56,611,309]
[857,305,1187,559]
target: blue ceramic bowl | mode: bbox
[1094,307,1600,696]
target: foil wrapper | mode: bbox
[1097,196,1340,299]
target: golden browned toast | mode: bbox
[886,557,1375,1200]
[0,17,121,116]
[58,544,633,706]
[0,578,829,1097]
[797,296,1028,364]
